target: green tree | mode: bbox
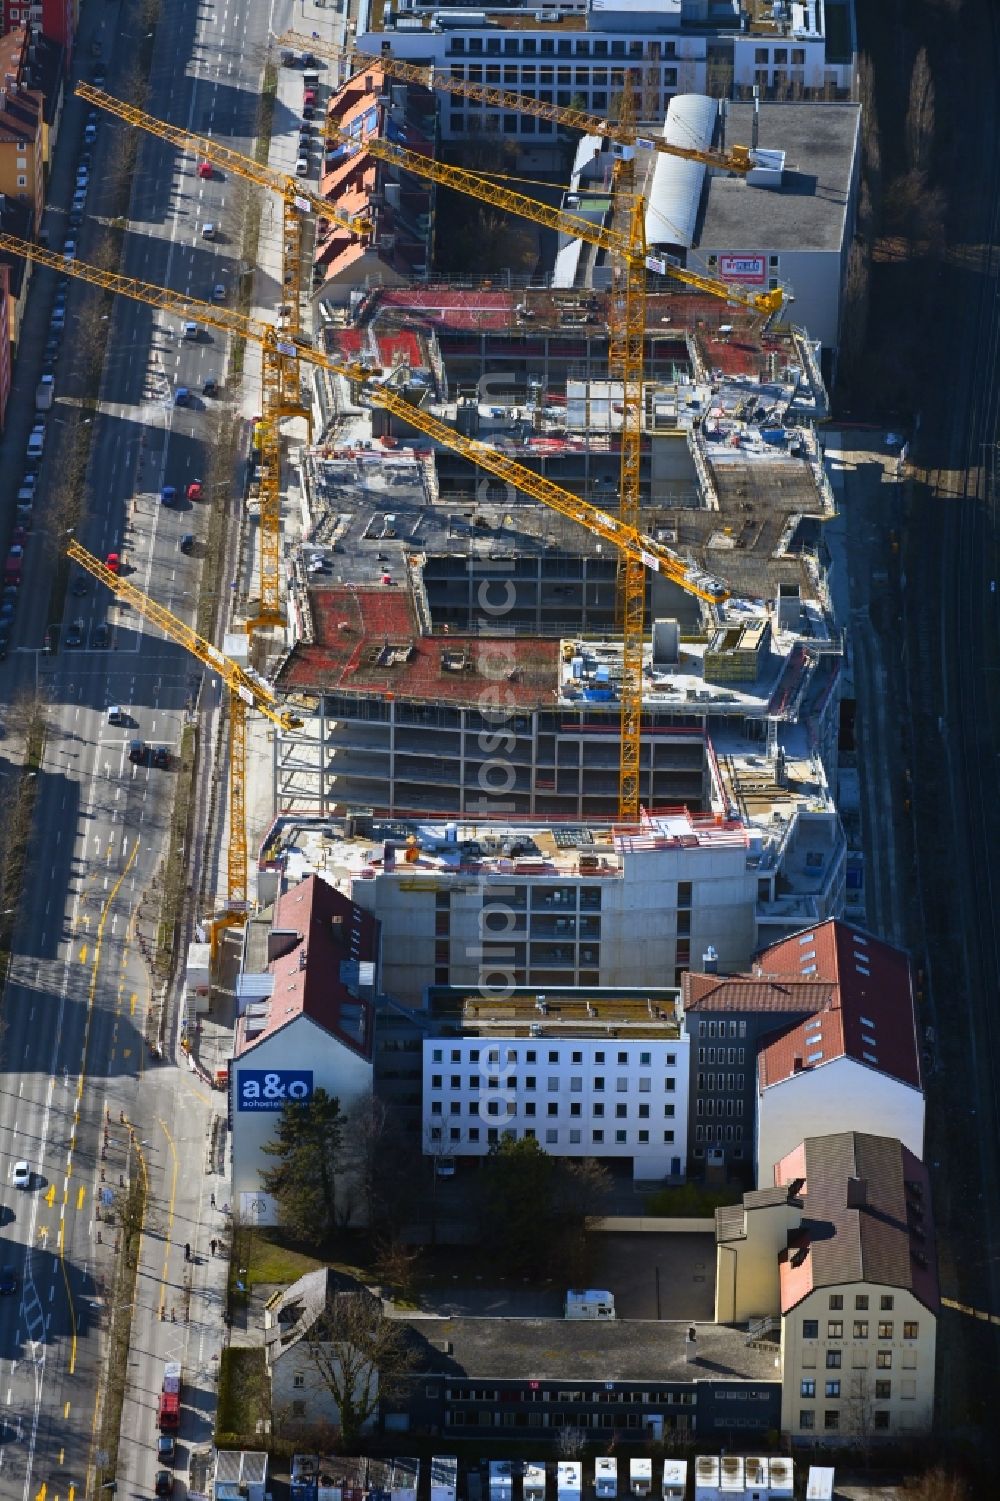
[260,1088,345,1245]
[483,1135,557,1271]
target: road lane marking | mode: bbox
[76,1187,85,1211]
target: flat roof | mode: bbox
[696,102,860,254]
[456,989,682,1038]
[401,1315,778,1384]
[280,585,560,705]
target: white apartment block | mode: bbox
[421,992,689,1179]
[358,0,855,145]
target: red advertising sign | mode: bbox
[718,253,766,283]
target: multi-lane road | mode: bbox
[0,0,308,1490]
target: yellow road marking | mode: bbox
[64,1402,71,1420]
[64,841,140,1383]
[157,1116,179,1321]
[44,1184,55,1208]
[76,1186,85,1211]
[35,1484,46,1501]
[69,1488,75,1501]
[129,992,137,1015]
[78,945,87,964]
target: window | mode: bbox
[570,1103,581,1117]
[525,1076,536,1090]
[665,1078,675,1092]
[803,1320,819,1340]
[663,1130,674,1143]
[293,1371,305,1388]
[593,1103,604,1118]
[827,1321,843,1339]
[615,1130,627,1144]
[638,1077,651,1093]
[526,1050,536,1063]
[431,1102,442,1116]
[617,1051,628,1064]
[431,1075,442,1089]
[450,1075,461,1089]
[774,46,788,62]
[824,1410,840,1431]
[664,1103,674,1117]
[755,46,768,62]
[469,1127,479,1142]
[638,1105,649,1119]
[638,1130,649,1143]
[666,1052,676,1066]
[640,1051,651,1065]
[524,1103,536,1118]
[856,1295,869,1310]
[799,1410,815,1430]
[548,1051,558,1063]
[826,1351,841,1369]
[569,1129,581,1144]
[829,1295,843,1310]
[572,1051,582,1064]
[800,1380,815,1398]
[874,1410,891,1431]
[594,1076,605,1091]
[825,1381,840,1398]
[878,1322,893,1339]
[616,1078,628,1093]
[875,1380,891,1400]
[547,1103,558,1117]
[876,1351,892,1369]
[546,1129,558,1144]
[432,1048,443,1062]
[880,1295,894,1310]
[903,1321,919,1339]
[592,1129,604,1143]
[792,47,806,63]
[616,1104,627,1119]
[853,1321,869,1339]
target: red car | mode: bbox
[197,160,212,179]
[106,551,120,574]
[186,480,203,501]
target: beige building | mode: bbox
[717,1132,938,1442]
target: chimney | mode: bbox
[846,1177,868,1210]
[792,1055,804,1073]
[702,945,718,974]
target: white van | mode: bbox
[107,705,127,726]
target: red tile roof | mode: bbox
[754,919,921,1091]
[235,874,378,1061]
[776,1133,939,1315]
[682,971,836,1013]
[279,585,560,706]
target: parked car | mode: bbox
[105,551,120,574]
[156,1435,176,1464]
[186,480,203,501]
[174,386,190,407]
[84,122,97,144]
[197,160,212,179]
[66,618,84,647]
[63,238,77,263]
[211,283,226,302]
[93,623,110,649]
[296,156,310,176]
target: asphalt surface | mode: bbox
[0,0,321,1490]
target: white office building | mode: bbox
[421,989,689,1180]
[357,0,855,146]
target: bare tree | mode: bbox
[307,1291,416,1448]
[556,1426,588,1460]
[903,1470,970,1501]
[374,1238,422,1303]
[905,48,936,174]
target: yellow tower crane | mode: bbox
[322,121,781,811]
[76,83,372,631]
[0,232,728,825]
[278,30,761,173]
[67,540,302,945]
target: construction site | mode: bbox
[10,29,856,949]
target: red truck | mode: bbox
[157,1361,182,1432]
[4,547,23,587]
